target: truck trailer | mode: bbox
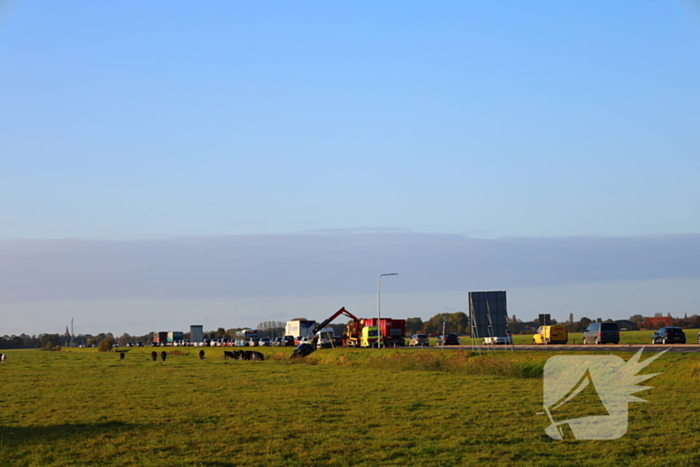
[285,319,317,340]
[361,318,406,347]
[167,331,183,344]
[154,331,168,346]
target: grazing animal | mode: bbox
[151,351,158,361]
[0,354,5,364]
[199,350,205,360]
[223,350,235,359]
[252,351,264,361]
[161,351,167,361]
[119,352,125,361]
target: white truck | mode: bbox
[285,319,316,340]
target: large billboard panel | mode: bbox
[469,291,508,338]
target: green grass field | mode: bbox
[1,345,698,466]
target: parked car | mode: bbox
[282,336,296,347]
[409,334,429,346]
[651,327,686,344]
[483,335,513,345]
[258,337,271,347]
[582,322,620,344]
[316,336,332,349]
[436,333,460,346]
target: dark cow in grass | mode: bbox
[225,350,263,361]
[240,350,264,361]
[199,350,205,360]
[119,352,125,361]
[161,351,167,361]
[151,351,158,361]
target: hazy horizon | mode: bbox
[1,232,698,336]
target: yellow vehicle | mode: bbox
[533,325,568,344]
[360,326,380,348]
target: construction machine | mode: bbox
[291,307,361,358]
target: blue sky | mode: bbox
[1,1,699,335]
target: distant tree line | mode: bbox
[403,312,469,335]
[0,332,123,350]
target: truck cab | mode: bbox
[361,326,380,348]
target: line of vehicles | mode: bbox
[532,322,695,345]
[141,324,697,349]
[144,310,699,350]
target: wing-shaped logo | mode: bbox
[540,348,668,440]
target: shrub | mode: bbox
[97,338,114,352]
[41,343,63,351]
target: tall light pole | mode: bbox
[377,273,398,349]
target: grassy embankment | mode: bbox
[0,346,698,466]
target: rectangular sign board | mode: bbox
[469,291,508,338]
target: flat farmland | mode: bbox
[0,347,698,466]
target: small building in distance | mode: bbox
[641,316,673,329]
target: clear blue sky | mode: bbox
[1,1,699,335]
[2,1,698,239]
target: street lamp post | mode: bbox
[377,273,398,349]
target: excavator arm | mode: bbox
[291,307,360,358]
[310,307,359,335]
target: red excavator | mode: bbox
[291,307,361,358]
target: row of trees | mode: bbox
[404,313,470,335]
[0,332,120,350]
